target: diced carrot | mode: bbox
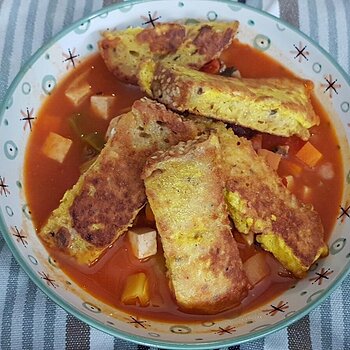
[200,59,221,74]
[243,253,270,286]
[257,148,281,171]
[251,134,263,151]
[295,141,322,167]
[283,160,303,177]
[41,132,73,163]
[145,203,155,223]
[121,272,150,306]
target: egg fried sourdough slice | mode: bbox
[143,133,249,314]
[99,21,238,84]
[212,124,328,278]
[39,98,201,265]
[138,61,319,140]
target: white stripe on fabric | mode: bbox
[90,326,115,349]
[309,306,322,350]
[314,0,329,53]
[32,0,50,54]
[262,0,280,17]
[7,0,31,88]
[333,0,348,73]
[73,0,87,22]
[330,287,344,350]
[53,305,68,350]
[92,0,104,13]
[52,0,69,37]
[298,0,311,37]
[0,2,11,74]
[264,326,289,350]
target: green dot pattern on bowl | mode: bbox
[253,34,271,51]
[341,101,350,112]
[28,255,39,265]
[170,325,192,334]
[313,62,322,73]
[207,11,218,21]
[21,82,31,95]
[330,238,347,254]
[5,205,14,217]
[4,140,18,160]
[42,75,57,95]
[22,204,32,220]
[82,302,101,313]
[74,20,91,34]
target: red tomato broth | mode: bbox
[24,41,343,323]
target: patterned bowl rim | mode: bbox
[1,0,350,348]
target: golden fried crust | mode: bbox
[39,98,201,265]
[139,61,319,140]
[99,22,238,84]
[143,134,249,314]
[213,124,328,277]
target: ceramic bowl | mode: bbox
[1,0,350,348]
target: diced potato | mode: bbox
[127,227,157,259]
[282,175,295,191]
[243,253,270,286]
[318,162,334,180]
[241,231,255,246]
[65,72,91,106]
[41,132,73,163]
[121,272,150,306]
[296,141,322,167]
[90,95,115,120]
[257,148,281,171]
[301,185,312,202]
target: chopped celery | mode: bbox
[82,132,105,152]
[69,113,105,152]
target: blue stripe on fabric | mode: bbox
[43,0,59,43]
[20,0,39,65]
[246,0,262,9]
[342,274,350,350]
[324,0,338,64]
[287,315,312,350]
[21,279,37,349]
[0,0,20,105]
[0,257,21,350]
[63,0,76,28]
[83,0,94,16]
[307,0,319,43]
[320,296,333,350]
[0,237,5,253]
[43,297,57,350]
[342,0,350,76]
[240,337,264,350]
[114,337,139,349]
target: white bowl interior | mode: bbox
[1,1,350,348]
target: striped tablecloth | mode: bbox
[0,0,349,349]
